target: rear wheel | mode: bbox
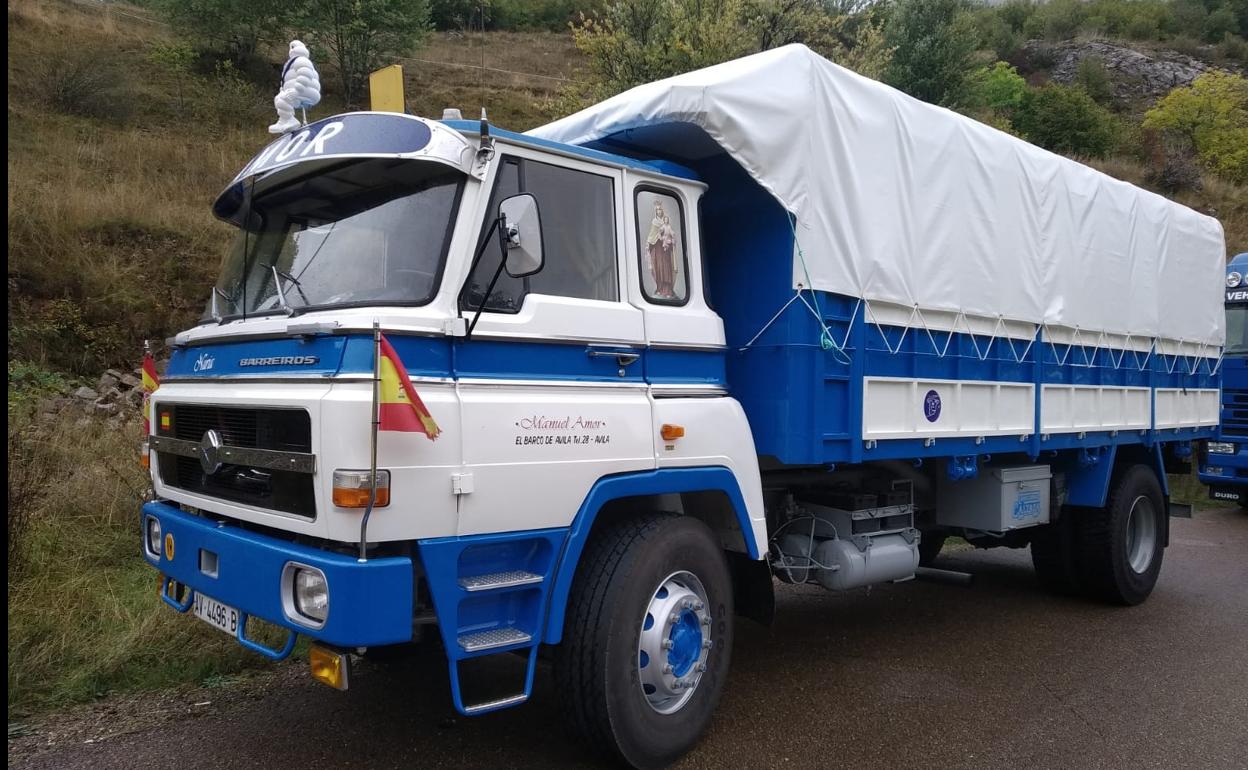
[553,514,733,769]
[1077,464,1166,605]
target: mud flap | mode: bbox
[727,551,774,626]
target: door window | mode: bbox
[635,188,689,305]
[465,157,617,313]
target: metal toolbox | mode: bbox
[936,465,1052,532]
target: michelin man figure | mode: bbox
[269,40,322,134]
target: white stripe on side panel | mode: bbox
[1155,388,1220,429]
[861,377,1034,440]
[1040,385,1151,433]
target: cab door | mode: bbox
[453,148,655,536]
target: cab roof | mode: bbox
[441,119,701,183]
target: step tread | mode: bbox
[458,570,543,592]
[463,693,528,714]
[458,627,532,652]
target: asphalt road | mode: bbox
[11,506,1248,770]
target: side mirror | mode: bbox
[498,193,544,278]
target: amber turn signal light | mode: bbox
[660,424,686,441]
[309,644,350,690]
[332,469,391,508]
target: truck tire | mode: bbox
[553,513,734,769]
[917,533,946,566]
[1030,510,1082,596]
[1076,464,1166,605]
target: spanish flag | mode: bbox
[142,350,159,432]
[377,334,440,439]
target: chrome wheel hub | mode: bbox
[637,571,712,714]
[1126,495,1158,574]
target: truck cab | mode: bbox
[1199,252,1248,503]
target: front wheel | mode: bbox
[1077,464,1166,605]
[553,514,734,769]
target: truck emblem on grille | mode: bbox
[199,429,224,474]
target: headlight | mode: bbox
[145,515,162,558]
[293,567,329,623]
[1208,442,1236,455]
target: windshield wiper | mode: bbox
[270,266,311,316]
[210,287,233,324]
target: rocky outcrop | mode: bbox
[1023,39,1238,104]
[42,360,167,428]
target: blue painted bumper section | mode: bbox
[142,501,413,648]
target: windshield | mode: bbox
[1227,303,1248,357]
[205,158,463,322]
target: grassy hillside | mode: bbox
[6,0,580,377]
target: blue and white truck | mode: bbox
[1199,252,1248,504]
[140,46,1226,768]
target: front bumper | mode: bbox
[141,501,414,647]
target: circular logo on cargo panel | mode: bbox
[923,390,942,423]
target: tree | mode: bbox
[154,0,295,68]
[1013,84,1122,158]
[883,0,980,108]
[302,0,432,108]
[1143,71,1248,182]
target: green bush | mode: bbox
[1219,31,1248,64]
[1015,84,1124,157]
[1144,70,1248,182]
[1076,55,1116,105]
[38,55,134,123]
[965,60,1028,113]
[1167,33,1207,54]
[1024,0,1085,40]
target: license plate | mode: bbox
[1212,490,1242,501]
[194,593,239,637]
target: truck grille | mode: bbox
[156,404,315,518]
[169,404,312,452]
[1222,389,1248,438]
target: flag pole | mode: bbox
[359,320,381,562]
[142,338,152,435]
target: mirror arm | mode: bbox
[466,255,509,339]
[465,216,503,280]
[464,215,508,340]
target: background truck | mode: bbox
[1199,251,1248,504]
[140,45,1226,769]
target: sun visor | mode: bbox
[213,112,477,224]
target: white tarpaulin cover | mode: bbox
[531,45,1227,348]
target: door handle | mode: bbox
[587,347,641,368]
